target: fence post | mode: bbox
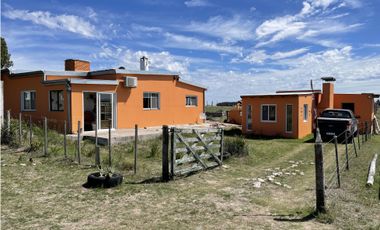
[64,120,67,159]
[95,121,98,147]
[44,117,48,156]
[6,110,10,136]
[170,127,176,177]
[362,123,365,144]
[365,122,368,142]
[357,130,360,150]
[95,146,100,166]
[134,124,138,175]
[352,132,357,157]
[314,129,326,213]
[29,115,32,148]
[77,121,81,165]
[333,136,341,188]
[220,128,224,163]
[344,131,349,170]
[19,113,22,145]
[108,119,112,168]
[162,125,170,182]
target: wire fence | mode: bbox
[1,110,164,181]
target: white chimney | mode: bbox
[140,56,149,71]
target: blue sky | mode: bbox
[1,0,380,103]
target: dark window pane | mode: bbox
[262,106,268,121]
[269,106,276,121]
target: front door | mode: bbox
[98,93,114,129]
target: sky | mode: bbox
[1,0,380,103]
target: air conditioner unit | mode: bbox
[124,77,137,88]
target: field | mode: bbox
[1,112,380,229]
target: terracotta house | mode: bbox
[239,79,377,138]
[1,58,206,133]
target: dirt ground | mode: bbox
[1,134,379,229]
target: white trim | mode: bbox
[143,92,160,110]
[285,104,293,133]
[20,90,37,112]
[98,92,115,130]
[260,104,277,123]
[185,95,198,107]
[246,104,253,131]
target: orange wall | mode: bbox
[241,95,313,138]
[334,94,375,128]
[297,95,313,138]
[2,72,68,129]
[227,108,242,125]
[70,75,204,132]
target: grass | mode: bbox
[1,117,380,229]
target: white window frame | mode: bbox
[303,104,309,122]
[185,95,198,107]
[48,90,64,112]
[143,92,160,110]
[21,90,36,112]
[260,104,277,123]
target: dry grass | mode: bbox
[1,131,379,229]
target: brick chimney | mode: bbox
[65,59,90,71]
[319,77,335,111]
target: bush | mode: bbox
[224,136,249,157]
[1,122,19,147]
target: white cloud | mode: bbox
[185,16,256,41]
[184,0,210,7]
[163,32,242,54]
[3,8,101,38]
[235,48,309,64]
[255,0,362,47]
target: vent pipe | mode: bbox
[140,56,149,71]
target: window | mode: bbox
[246,105,252,130]
[303,104,308,122]
[341,103,355,113]
[21,91,36,111]
[49,90,64,111]
[286,104,293,132]
[261,105,276,122]
[186,96,198,106]
[143,92,160,110]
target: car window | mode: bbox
[321,110,352,118]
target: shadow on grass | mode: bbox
[273,212,316,222]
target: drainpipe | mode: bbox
[65,80,72,133]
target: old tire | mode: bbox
[103,173,123,188]
[84,172,106,188]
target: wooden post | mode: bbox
[95,121,98,147]
[44,117,48,156]
[365,122,368,142]
[333,136,341,188]
[352,132,357,157]
[314,129,326,213]
[345,131,349,170]
[162,125,170,182]
[63,120,67,159]
[170,127,176,177]
[29,115,32,148]
[220,129,224,162]
[6,110,10,136]
[362,123,365,144]
[134,124,138,175]
[366,154,378,187]
[77,121,81,165]
[19,113,22,145]
[95,146,100,166]
[108,119,112,168]
[357,131,360,150]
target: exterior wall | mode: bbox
[2,72,68,130]
[297,95,313,138]
[334,94,375,127]
[70,75,205,133]
[242,95,313,138]
[227,108,242,125]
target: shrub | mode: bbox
[1,122,19,147]
[147,140,160,158]
[224,136,249,157]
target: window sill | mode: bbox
[143,108,160,111]
[22,109,36,112]
[186,105,197,107]
[50,110,64,112]
[260,120,277,123]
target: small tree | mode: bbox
[1,37,13,69]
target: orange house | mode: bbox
[1,58,206,133]
[241,79,377,138]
